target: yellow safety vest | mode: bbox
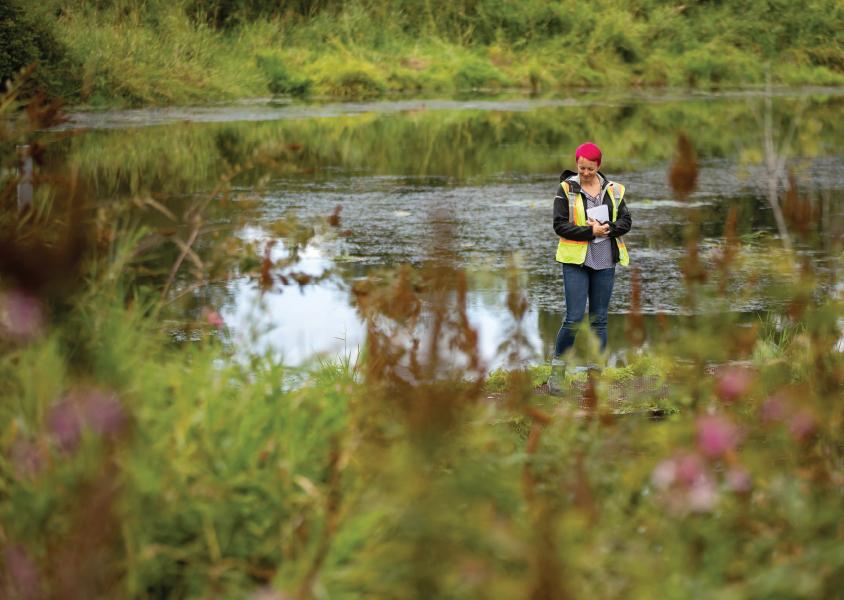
[555,180,630,266]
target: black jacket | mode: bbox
[553,169,632,264]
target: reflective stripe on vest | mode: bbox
[556,180,629,266]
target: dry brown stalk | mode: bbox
[626,266,645,347]
[783,172,816,236]
[160,217,201,300]
[716,205,741,294]
[669,133,698,200]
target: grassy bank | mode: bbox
[4,0,844,106]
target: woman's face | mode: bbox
[577,156,599,183]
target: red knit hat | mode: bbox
[575,142,602,167]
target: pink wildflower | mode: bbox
[687,475,719,512]
[47,387,127,452]
[697,415,741,458]
[714,367,753,403]
[3,545,41,600]
[726,466,752,494]
[78,388,127,439]
[47,400,84,452]
[761,394,789,422]
[675,453,707,485]
[202,308,224,328]
[0,290,44,340]
[788,409,816,441]
[651,453,720,515]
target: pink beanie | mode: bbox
[575,142,602,167]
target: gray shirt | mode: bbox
[582,186,614,270]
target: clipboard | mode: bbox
[586,204,610,243]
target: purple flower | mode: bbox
[47,387,127,452]
[0,290,44,340]
[79,388,127,440]
[696,415,741,458]
[46,399,84,453]
[3,545,41,600]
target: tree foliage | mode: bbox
[0,1,79,97]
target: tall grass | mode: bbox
[7,0,844,106]
[52,3,268,105]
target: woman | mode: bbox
[553,141,631,359]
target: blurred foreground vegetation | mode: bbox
[2,69,844,599]
[2,0,844,106]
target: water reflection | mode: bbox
[223,275,551,368]
[224,277,365,365]
[49,91,844,365]
[218,247,772,368]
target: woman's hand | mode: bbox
[587,218,610,237]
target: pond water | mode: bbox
[56,88,844,366]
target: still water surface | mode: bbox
[62,89,844,366]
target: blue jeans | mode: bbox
[554,263,616,357]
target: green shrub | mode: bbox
[807,45,844,71]
[339,69,385,97]
[256,54,311,97]
[680,42,763,87]
[310,55,387,98]
[638,51,672,86]
[454,56,510,90]
[385,67,424,93]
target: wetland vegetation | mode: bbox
[1,3,844,598]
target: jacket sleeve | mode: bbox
[553,183,595,241]
[608,197,631,238]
